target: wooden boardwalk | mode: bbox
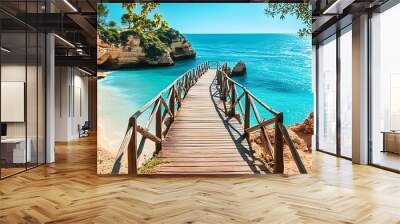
[113,62,306,175]
[155,69,269,174]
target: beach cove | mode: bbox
[98,33,312,156]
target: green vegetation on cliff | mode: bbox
[98,3,182,59]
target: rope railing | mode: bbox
[216,63,307,174]
[111,61,210,175]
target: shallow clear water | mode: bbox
[98,34,312,142]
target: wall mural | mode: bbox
[97,2,313,175]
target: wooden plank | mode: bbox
[144,98,161,129]
[127,118,137,175]
[136,125,161,144]
[160,97,173,118]
[278,122,307,174]
[158,157,257,162]
[154,69,269,174]
[169,87,175,119]
[219,69,279,115]
[230,81,236,116]
[245,117,276,133]
[232,91,245,109]
[249,96,274,156]
[155,166,267,173]
[244,94,250,132]
[155,98,162,153]
[274,114,284,173]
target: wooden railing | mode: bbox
[111,62,210,175]
[216,63,307,174]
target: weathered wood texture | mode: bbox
[156,70,268,174]
[1,136,400,223]
[112,62,209,174]
[217,64,306,174]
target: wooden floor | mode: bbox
[0,135,400,223]
[157,70,268,174]
[372,151,400,171]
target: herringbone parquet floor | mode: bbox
[1,135,400,223]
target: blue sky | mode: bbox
[104,3,304,34]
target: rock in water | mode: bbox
[231,61,246,76]
[170,38,196,60]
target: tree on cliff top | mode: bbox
[121,3,169,34]
[121,3,135,29]
[97,3,110,43]
[108,20,117,28]
[265,3,311,37]
[120,3,172,59]
[97,3,108,28]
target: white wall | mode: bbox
[54,67,89,141]
[1,63,46,164]
[72,72,89,138]
[55,66,69,141]
[1,64,27,139]
[1,64,41,138]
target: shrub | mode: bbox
[100,27,185,59]
[120,30,139,44]
[156,28,181,44]
[139,33,168,59]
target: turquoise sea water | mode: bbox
[98,34,312,140]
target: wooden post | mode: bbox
[230,82,236,117]
[177,83,182,109]
[244,92,250,135]
[219,72,224,100]
[127,117,137,175]
[217,70,221,86]
[222,75,227,101]
[186,75,190,91]
[274,112,284,173]
[169,87,175,121]
[155,98,162,153]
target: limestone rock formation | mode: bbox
[288,112,314,151]
[97,33,195,69]
[231,61,247,76]
[170,36,196,60]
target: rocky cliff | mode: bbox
[97,33,196,69]
[248,112,314,174]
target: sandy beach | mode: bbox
[97,80,161,174]
[97,80,133,174]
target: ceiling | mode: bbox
[0,0,96,74]
[312,0,391,44]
